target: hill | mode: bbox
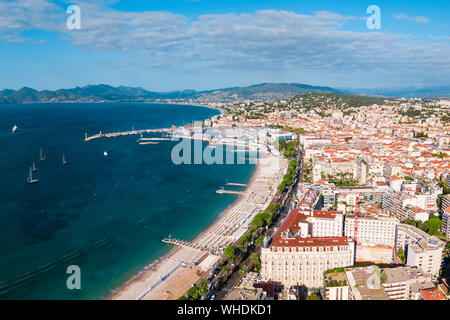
[0,83,347,104]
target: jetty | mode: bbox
[162,237,214,253]
[84,128,173,142]
[225,183,248,187]
[216,189,246,195]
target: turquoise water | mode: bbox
[0,103,255,299]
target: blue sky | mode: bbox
[0,0,449,91]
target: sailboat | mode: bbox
[32,161,37,172]
[62,153,67,165]
[12,125,18,134]
[27,167,38,184]
[40,148,46,161]
[104,150,108,157]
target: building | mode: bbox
[407,238,445,278]
[421,287,448,300]
[344,214,398,248]
[356,157,369,185]
[323,270,349,300]
[406,206,429,223]
[260,209,355,289]
[345,266,389,300]
[381,267,432,300]
[306,210,344,238]
[344,265,434,300]
[442,194,450,238]
[396,224,445,277]
[297,188,322,214]
[442,194,450,212]
[442,207,450,238]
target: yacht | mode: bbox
[27,167,38,184]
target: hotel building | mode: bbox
[261,209,354,289]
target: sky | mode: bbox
[0,0,449,91]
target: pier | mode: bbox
[84,128,173,141]
[162,237,214,253]
[216,189,247,195]
[225,183,248,187]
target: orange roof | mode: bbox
[421,288,447,301]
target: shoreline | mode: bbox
[108,159,260,300]
[108,155,284,300]
[7,100,226,116]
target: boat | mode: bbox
[62,153,67,165]
[12,125,18,134]
[32,161,37,172]
[104,150,108,157]
[40,148,46,161]
[27,167,38,184]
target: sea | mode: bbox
[0,102,255,299]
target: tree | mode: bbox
[251,253,261,272]
[187,285,200,300]
[197,278,209,298]
[255,235,264,248]
[239,265,248,276]
[224,245,236,259]
[397,248,405,264]
[423,218,443,236]
[251,212,270,228]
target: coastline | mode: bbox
[108,159,260,300]
[108,155,285,300]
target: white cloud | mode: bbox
[0,0,449,87]
[394,13,429,24]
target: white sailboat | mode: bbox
[27,167,38,184]
[104,150,108,157]
[12,125,18,134]
[40,148,46,161]
[62,153,67,165]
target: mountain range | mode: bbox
[0,83,348,104]
[1,83,448,105]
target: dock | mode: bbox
[84,128,173,141]
[225,183,248,187]
[162,237,214,253]
[216,189,247,195]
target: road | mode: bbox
[213,150,304,299]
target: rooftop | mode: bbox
[421,287,447,301]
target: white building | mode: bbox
[261,209,354,289]
[396,224,445,277]
[344,215,398,247]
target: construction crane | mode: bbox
[354,193,364,246]
[354,195,359,246]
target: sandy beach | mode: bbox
[109,155,286,300]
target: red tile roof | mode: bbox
[421,288,447,301]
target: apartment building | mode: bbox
[442,207,450,238]
[396,224,445,277]
[383,162,403,183]
[312,160,355,183]
[381,267,432,300]
[297,188,322,214]
[342,265,433,300]
[355,157,369,185]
